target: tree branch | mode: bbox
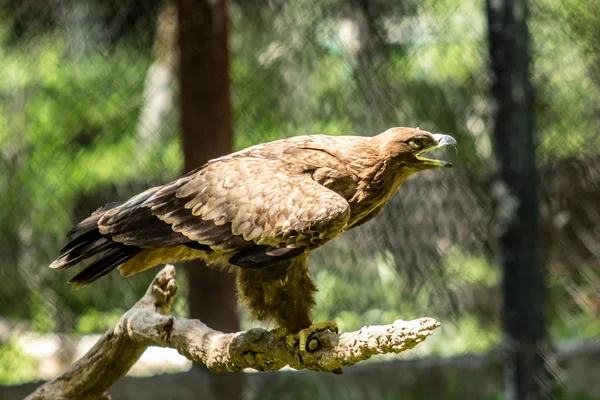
[26,265,440,399]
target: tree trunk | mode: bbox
[177,0,243,399]
[485,0,553,398]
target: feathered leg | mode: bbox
[237,255,315,332]
[236,254,337,350]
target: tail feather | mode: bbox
[69,245,140,287]
[51,201,141,285]
[61,229,103,254]
[68,246,140,287]
[52,230,114,270]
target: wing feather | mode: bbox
[97,155,351,267]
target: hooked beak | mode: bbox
[415,133,457,168]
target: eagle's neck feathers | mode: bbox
[330,137,415,228]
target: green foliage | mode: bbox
[0,339,39,385]
[0,0,599,387]
[0,24,179,323]
[28,292,57,333]
[75,308,124,335]
[532,0,600,161]
[311,246,501,357]
[443,248,500,288]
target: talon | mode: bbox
[295,320,339,352]
[286,334,298,350]
[273,321,338,352]
[308,338,320,351]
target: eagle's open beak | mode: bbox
[415,133,457,168]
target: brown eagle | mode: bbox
[51,127,456,348]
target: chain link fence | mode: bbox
[0,0,598,395]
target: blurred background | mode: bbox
[0,0,598,399]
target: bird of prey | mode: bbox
[51,127,456,349]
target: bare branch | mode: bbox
[25,266,179,400]
[26,265,440,399]
[127,311,440,373]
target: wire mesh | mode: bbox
[0,0,598,396]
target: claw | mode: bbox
[294,321,339,352]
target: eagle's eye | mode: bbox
[408,136,427,149]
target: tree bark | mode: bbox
[136,1,178,150]
[24,265,440,400]
[177,0,240,398]
[485,0,553,398]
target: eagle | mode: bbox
[51,127,456,349]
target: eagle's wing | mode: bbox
[98,157,351,268]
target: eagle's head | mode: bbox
[376,127,457,171]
